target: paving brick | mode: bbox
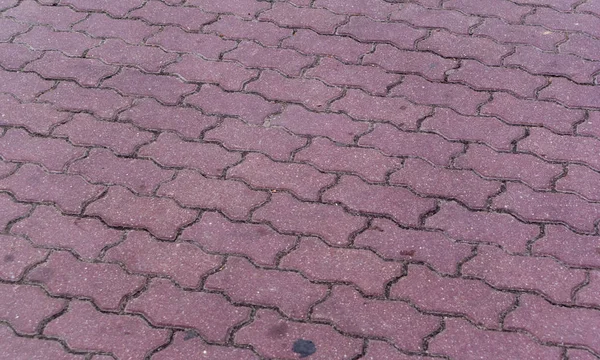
[60,0,145,17]
[0,164,104,214]
[69,149,174,195]
[473,18,565,51]
[481,92,585,134]
[246,70,343,111]
[314,0,398,19]
[0,0,17,9]
[25,51,117,87]
[0,283,66,334]
[364,340,436,360]
[270,104,369,144]
[577,0,600,15]
[129,1,216,31]
[390,158,501,208]
[538,78,600,109]
[0,159,17,178]
[127,278,250,342]
[338,15,427,49]
[295,137,401,182]
[306,57,401,96]
[15,26,101,56]
[0,234,48,281]
[0,17,29,42]
[323,175,437,225]
[73,13,157,45]
[390,75,489,115]
[578,111,600,138]
[85,185,198,240]
[0,43,42,71]
[224,41,314,77]
[157,170,268,220]
[429,317,563,359]
[204,118,307,161]
[313,286,440,351]
[519,127,600,171]
[102,68,196,105]
[12,205,121,259]
[205,15,293,46]
[206,256,328,319]
[526,8,600,38]
[444,0,531,23]
[391,3,479,34]
[27,251,145,310]
[421,107,525,151]
[0,94,69,135]
[5,0,85,31]
[504,294,600,354]
[185,84,281,125]
[556,165,600,201]
[186,0,270,19]
[1,325,83,360]
[419,30,512,66]
[166,54,257,91]
[227,153,335,201]
[567,349,599,360]
[355,218,472,274]
[235,309,363,360]
[54,114,154,156]
[45,300,169,359]
[560,33,600,61]
[105,230,222,288]
[119,98,218,139]
[363,44,457,81]
[448,59,547,98]
[576,271,600,307]
[181,211,295,266]
[146,26,237,60]
[138,132,241,175]
[282,237,403,296]
[514,0,580,10]
[533,224,600,269]
[258,2,347,34]
[39,82,131,119]
[282,29,371,63]
[154,331,259,360]
[505,46,600,84]
[0,193,29,231]
[358,123,464,165]
[426,201,539,253]
[253,192,367,246]
[454,144,563,190]
[0,69,53,102]
[86,39,178,74]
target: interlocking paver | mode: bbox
[25,51,117,87]
[4,0,86,31]
[60,0,144,17]
[338,15,427,49]
[186,0,270,19]
[364,340,436,359]
[205,15,293,46]
[281,29,371,63]
[73,13,157,45]
[12,205,122,260]
[576,271,600,307]
[146,26,237,60]
[258,2,347,34]
[444,0,531,23]
[0,159,17,178]
[314,0,398,20]
[0,193,30,231]
[566,349,599,360]
[391,3,479,34]
[126,278,250,343]
[578,111,600,138]
[526,7,600,38]
[473,18,566,51]
[86,39,178,74]
[538,78,600,109]
[154,331,259,360]
[556,164,600,201]
[1,325,83,360]
[0,234,48,281]
[0,68,53,101]
[0,43,41,71]
[0,17,29,42]
[129,1,216,31]
[15,26,101,56]
[224,41,314,77]
[533,225,600,268]
[560,33,600,61]
[0,94,69,135]
[104,230,222,288]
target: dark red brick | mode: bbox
[246,70,343,111]
[45,300,169,359]
[235,309,363,359]
[5,0,86,30]
[533,225,600,269]
[390,75,489,115]
[0,18,29,42]
[205,15,292,46]
[556,165,600,201]
[391,3,480,34]
[426,201,539,253]
[338,15,427,49]
[429,317,562,359]
[560,33,600,61]
[186,0,270,19]
[463,245,586,303]
[313,286,440,351]
[158,170,268,220]
[204,118,306,161]
[181,211,295,266]
[315,0,398,19]
[86,39,179,74]
[444,0,531,23]
[146,26,237,60]
[0,43,42,71]
[504,294,600,354]
[421,107,525,151]
[25,51,117,87]
[390,158,501,208]
[60,0,144,17]
[85,185,198,240]
[0,94,69,135]
[73,13,157,45]
[0,164,104,214]
[358,123,464,165]
[0,193,30,231]
[0,69,53,101]
[0,325,83,360]
[578,110,600,138]
[154,331,259,360]
[526,8,600,38]
[538,78,600,109]
[27,251,145,310]
[127,278,250,342]
[206,256,328,319]
[185,84,281,125]
[281,29,371,63]
[259,2,346,34]
[253,192,367,246]
[138,132,241,176]
[0,234,48,281]
[224,41,314,77]
[473,18,566,51]
[15,26,101,56]
[129,1,216,31]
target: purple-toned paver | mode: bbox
[1,325,84,360]
[0,235,48,282]
[154,331,259,360]
[0,193,30,231]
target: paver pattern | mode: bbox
[0,0,599,359]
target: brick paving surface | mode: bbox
[0,0,599,359]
